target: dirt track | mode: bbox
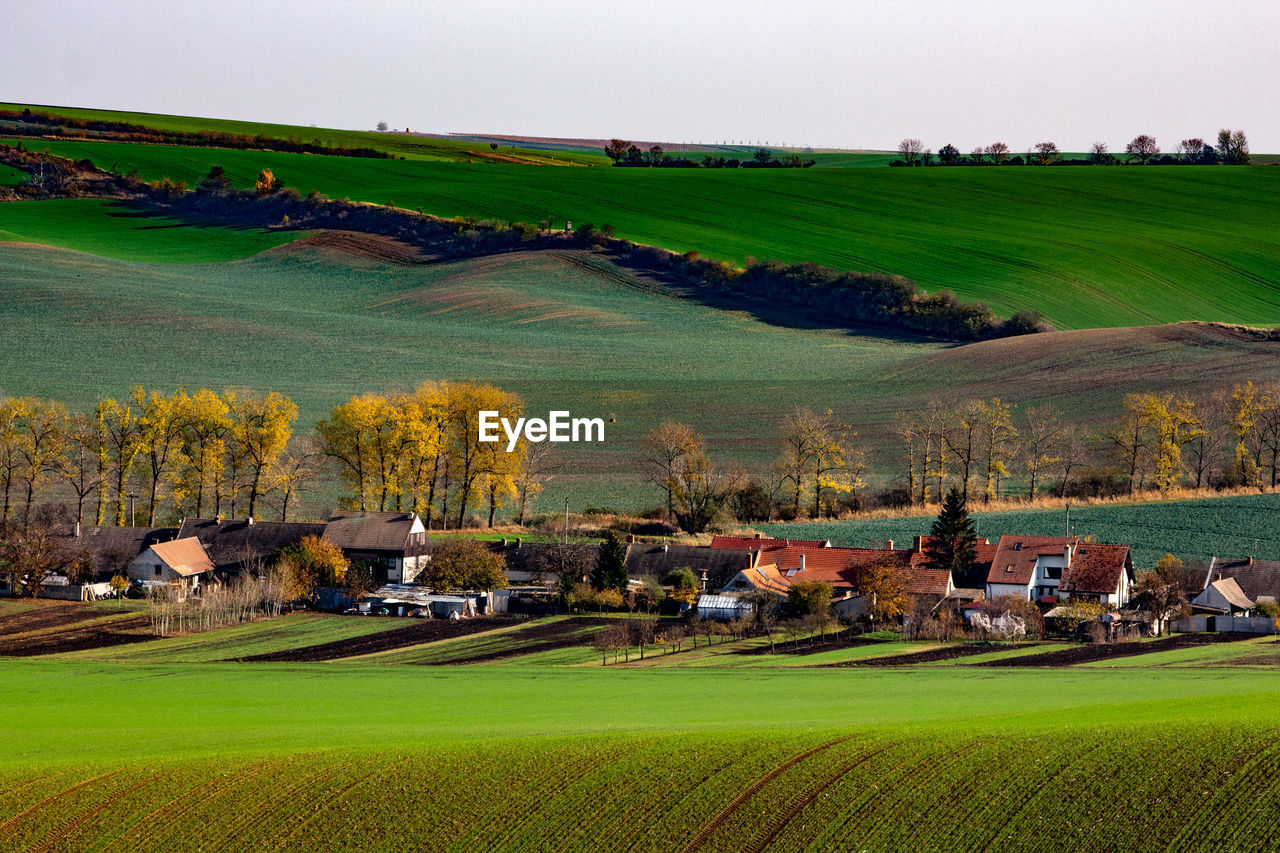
[234,617,511,662]
[850,642,1034,667]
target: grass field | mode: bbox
[0,198,304,262]
[0,102,608,165]
[7,134,1280,330]
[4,217,1280,511]
[761,492,1280,568]
[2,659,1280,850]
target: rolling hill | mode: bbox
[3,102,1278,330]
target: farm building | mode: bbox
[127,537,216,593]
[984,536,1133,607]
[322,511,429,584]
[177,517,325,578]
[696,593,754,621]
[625,543,754,590]
[1199,557,1280,603]
[55,523,177,580]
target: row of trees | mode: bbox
[894,129,1251,167]
[0,387,298,529]
[603,140,814,169]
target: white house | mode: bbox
[128,537,216,592]
[985,536,1133,607]
[322,511,429,584]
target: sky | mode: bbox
[6,0,1278,151]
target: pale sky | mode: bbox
[6,0,1278,151]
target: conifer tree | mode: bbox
[923,487,977,583]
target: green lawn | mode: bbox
[763,492,1280,568]
[8,135,1280,329]
[0,198,304,262]
[51,612,414,663]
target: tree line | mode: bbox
[893,129,1251,167]
[603,139,815,168]
[639,382,1280,533]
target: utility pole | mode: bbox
[1065,502,1070,538]
[563,497,570,545]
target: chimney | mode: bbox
[753,532,761,539]
[887,539,894,551]
[1063,544,1072,565]
[627,534,635,543]
[913,535,924,553]
[516,537,522,549]
[800,553,806,571]
[1215,572,1223,581]
[1247,557,1254,565]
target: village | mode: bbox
[3,498,1276,656]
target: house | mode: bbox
[177,517,325,578]
[1193,575,1254,617]
[1200,557,1280,604]
[322,511,429,584]
[984,535,1134,608]
[128,537,216,592]
[710,534,832,551]
[625,543,754,591]
[56,524,177,580]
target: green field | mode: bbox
[0,198,304,262]
[7,133,1280,330]
[5,206,1280,512]
[2,659,1280,850]
[0,102,608,165]
[762,491,1280,568]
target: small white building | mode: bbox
[323,511,429,584]
[984,536,1133,607]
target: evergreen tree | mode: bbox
[923,487,977,583]
[592,530,630,592]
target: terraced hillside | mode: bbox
[6,129,1279,329]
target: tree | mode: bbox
[897,138,925,166]
[976,398,1017,502]
[1133,554,1197,635]
[534,541,595,600]
[670,448,742,534]
[178,388,231,518]
[922,487,977,584]
[0,522,63,597]
[787,580,833,617]
[1217,128,1250,165]
[1177,138,1206,163]
[984,141,1010,165]
[1125,134,1160,164]
[592,530,629,592]
[274,534,349,602]
[226,388,297,519]
[59,414,106,525]
[1032,141,1060,165]
[422,538,507,592]
[1185,390,1231,488]
[1022,404,1066,498]
[254,168,282,196]
[937,143,961,166]
[14,397,68,526]
[133,387,188,526]
[850,558,912,626]
[647,145,666,166]
[776,408,860,518]
[643,420,701,518]
[603,139,630,163]
[344,561,377,604]
[96,396,142,526]
[1088,141,1112,165]
[1138,393,1202,491]
[376,121,388,132]
[1105,394,1155,493]
[1230,381,1266,487]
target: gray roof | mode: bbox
[323,511,427,554]
[625,544,753,590]
[1207,558,1280,602]
[58,525,176,575]
[177,518,325,572]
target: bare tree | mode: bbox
[1125,134,1160,164]
[1088,141,1112,165]
[1032,141,1060,165]
[1022,404,1067,498]
[897,138,925,166]
[984,141,1010,165]
[1177,138,1206,162]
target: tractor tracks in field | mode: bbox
[679,735,854,853]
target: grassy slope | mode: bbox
[0,102,608,165]
[2,661,1280,850]
[0,198,303,262]
[7,135,1279,329]
[761,492,1280,568]
[4,219,1280,510]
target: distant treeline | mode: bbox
[0,109,395,159]
[891,130,1253,167]
[0,146,1041,342]
[603,140,815,169]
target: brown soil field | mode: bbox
[234,616,511,662]
[275,230,432,265]
[0,614,150,656]
[435,616,621,664]
[0,602,104,636]
[849,642,1038,667]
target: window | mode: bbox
[154,566,161,577]
[1045,566,1061,580]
